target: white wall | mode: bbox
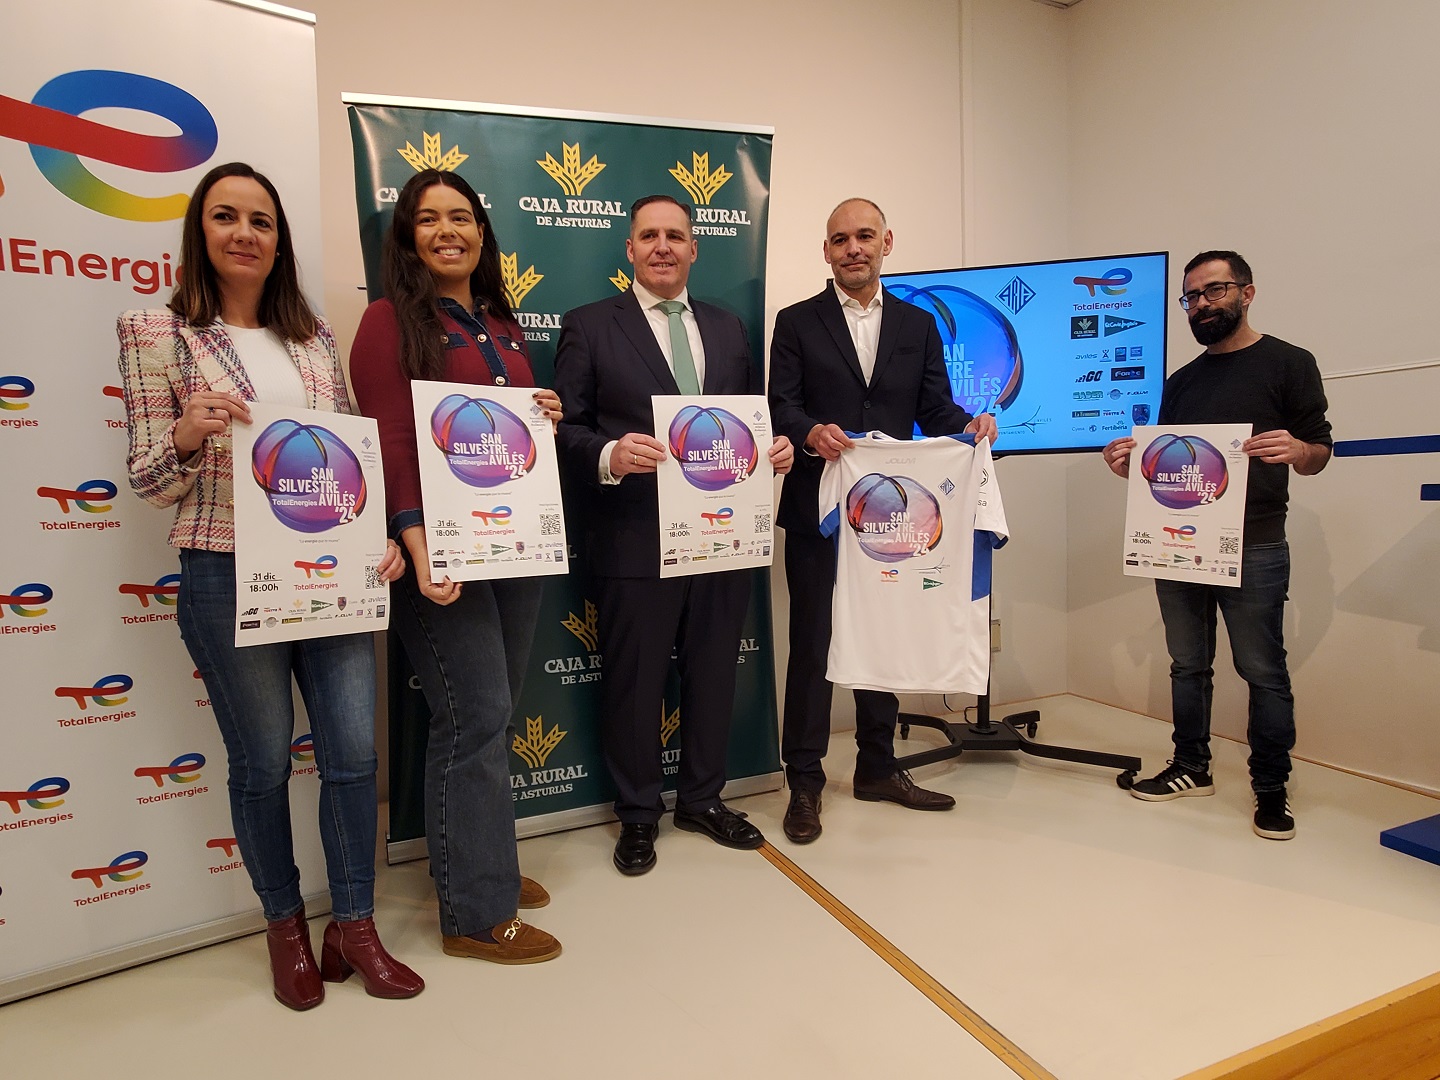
[1063,0,1440,792]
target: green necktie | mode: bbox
[657,299,701,395]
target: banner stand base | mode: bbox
[1,891,331,1007]
[386,771,784,865]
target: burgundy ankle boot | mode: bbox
[265,906,323,1010]
[320,918,424,999]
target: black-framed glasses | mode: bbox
[1178,281,1241,310]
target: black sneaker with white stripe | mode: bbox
[1252,787,1296,840]
[1130,760,1214,801]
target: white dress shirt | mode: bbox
[834,280,883,385]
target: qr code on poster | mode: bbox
[1219,536,1239,556]
[540,514,562,536]
[754,512,772,533]
[365,566,383,589]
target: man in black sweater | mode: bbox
[1102,251,1331,840]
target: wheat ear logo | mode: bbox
[610,269,632,292]
[669,152,731,205]
[536,142,605,196]
[397,132,468,172]
[660,705,681,748]
[512,716,566,769]
[562,600,599,651]
[501,251,543,309]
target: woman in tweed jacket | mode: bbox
[118,162,422,1010]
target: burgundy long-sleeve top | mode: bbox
[349,297,537,536]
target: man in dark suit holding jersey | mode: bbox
[555,194,793,875]
[768,197,997,843]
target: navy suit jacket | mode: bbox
[768,284,974,537]
[555,289,760,577]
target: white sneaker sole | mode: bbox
[1252,820,1296,840]
[1130,783,1215,802]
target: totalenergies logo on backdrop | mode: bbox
[0,69,217,220]
[72,850,147,890]
[118,573,180,607]
[134,753,205,788]
[55,672,132,709]
[0,376,35,410]
[36,478,116,514]
[0,776,70,814]
[1,582,52,618]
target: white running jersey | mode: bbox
[819,433,1007,695]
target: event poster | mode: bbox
[653,395,774,579]
[232,403,390,644]
[412,381,568,581]
[1123,423,1252,586]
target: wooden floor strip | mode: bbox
[1178,971,1440,1080]
[757,842,1058,1080]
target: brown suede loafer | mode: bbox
[853,770,955,811]
[442,919,562,965]
[519,876,550,909]
[783,789,822,844]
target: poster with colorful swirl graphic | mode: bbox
[232,404,391,644]
[1123,424,1251,586]
[412,382,569,582]
[653,395,774,579]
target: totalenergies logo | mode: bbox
[289,733,315,763]
[294,555,338,579]
[72,850,147,889]
[134,753,205,787]
[473,506,513,526]
[37,478,116,513]
[700,508,734,526]
[55,673,133,709]
[118,573,180,607]
[0,376,35,410]
[0,69,217,221]
[1163,525,1198,542]
[1073,267,1132,297]
[1,582,52,618]
[0,776,69,813]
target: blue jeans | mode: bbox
[177,549,379,922]
[1154,541,1295,792]
[391,571,542,937]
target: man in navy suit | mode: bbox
[555,195,793,875]
[768,197,997,843]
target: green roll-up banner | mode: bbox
[344,96,780,858]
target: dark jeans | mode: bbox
[1154,541,1294,792]
[782,530,901,791]
[177,548,379,923]
[391,570,541,937]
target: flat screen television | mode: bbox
[880,251,1168,454]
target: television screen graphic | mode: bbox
[881,251,1168,455]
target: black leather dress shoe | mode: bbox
[613,822,658,875]
[783,789,822,844]
[673,804,765,849]
[853,770,955,811]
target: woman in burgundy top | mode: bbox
[350,169,562,964]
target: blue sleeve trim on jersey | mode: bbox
[820,505,842,538]
[942,433,978,446]
[972,531,1004,600]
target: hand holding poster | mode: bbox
[412,381,568,581]
[1123,423,1251,586]
[653,395,774,578]
[233,403,390,644]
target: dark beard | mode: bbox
[1189,304,1240,346]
